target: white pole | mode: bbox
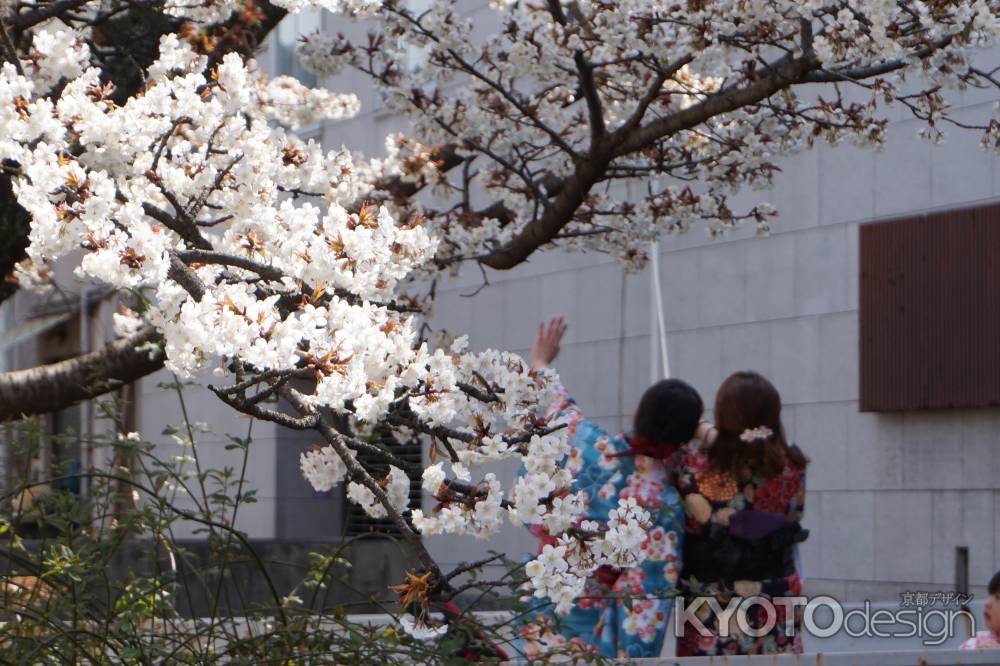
[649,240,670,378]
[649,247,659,385]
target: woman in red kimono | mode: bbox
[675,371,809,656]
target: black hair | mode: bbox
[633,378,704,446]
[989,570,1000,596]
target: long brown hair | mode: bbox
[707,371,808,479]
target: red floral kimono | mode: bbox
[675,443,808,656]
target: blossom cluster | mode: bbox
[260,75,361,129]
[21,29,91,93]
[346,466,409,519]
[300,445,349,492]
[522,498,651,613]
[2,32,445,455]
[411,470,505,539]
[2,33,435,378]
[312,0,1000,269]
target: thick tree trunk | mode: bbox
[0,174,31,305]
[0,327,164,422]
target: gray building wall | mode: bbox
[134,375,342,541]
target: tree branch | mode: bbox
[477,153,610,270]
[574,51,606,139]
[612,53,819,156]
[167,252,207,301]
[475,53,820,269]
[11,0,92,32]
[176,249,284,282]
[801,36,953,83]
[0,326,164,422]
[278,386,451,592]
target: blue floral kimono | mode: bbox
[515,385,685,660]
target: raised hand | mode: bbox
[531,316,567,371]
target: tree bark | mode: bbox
[0,326,164,422]
[0,173,31,305]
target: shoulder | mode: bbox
[678,440,708,465]
[785,443,808,476]
[959,632,1000,650]
[569,421,631,468]
[673,442,710,496]
[573,420,629,451]
[677,441,710,477]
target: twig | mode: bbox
[0,17,24,76]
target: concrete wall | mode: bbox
[137,369,285,539]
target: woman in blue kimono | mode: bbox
[515,317,705,660]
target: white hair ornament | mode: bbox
[739,426,773,443]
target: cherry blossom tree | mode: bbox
[3,0,1000,639]
[305,0,1000,270]
[0,0,288,415]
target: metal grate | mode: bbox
[344,438,422,538]
[860,202,1000,412]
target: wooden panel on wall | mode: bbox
[860,202,1000,412]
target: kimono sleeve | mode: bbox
[564,419,632,524]
[522,383,630,537]
[542,381,582,421]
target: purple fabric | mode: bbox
[729,509,786,540]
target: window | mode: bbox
[859,202,1000,411]
[49,403,82,495]
[273,8,322,87]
